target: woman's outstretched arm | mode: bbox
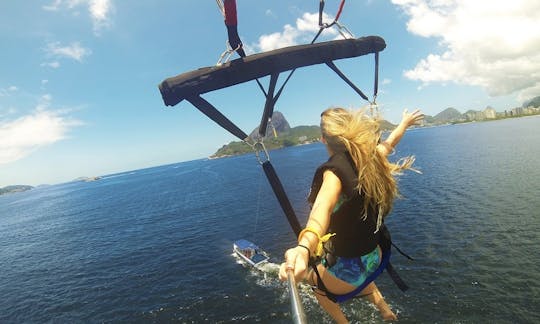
[377,108,424,157]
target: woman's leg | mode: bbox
[308,268,349,323]
[309,263,397,322]
[314,292,349,323]
[360,282,397,321]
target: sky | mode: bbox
[1,0,539,187]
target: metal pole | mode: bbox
[287,270,307,324]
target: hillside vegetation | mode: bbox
[211,112,396,158]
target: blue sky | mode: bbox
[1,0,539,187]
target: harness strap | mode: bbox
[392,241,414,261]
[311,261,332,298]
[258,73,279,138]
[261,161,302,236]
[386,262,409,292]
[223,0,246,58]
[373,51,379,100]
[334,0,346,22]
[186,95,248,141]
[325,61,370,101]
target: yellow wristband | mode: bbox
[298,227,335,257]
[298,227,320,243]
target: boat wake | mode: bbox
[231,252,318,303]
[257,261,280,274]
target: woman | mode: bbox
[278,107,424,322]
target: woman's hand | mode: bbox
[400,108,424,128]
[278,245,310,282]
[377,108,424,157]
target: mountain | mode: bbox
[249,111,291,139]
[379,119,396,131]
[211,112,320,158]
[433,107,464,123]
[523,96,540,108]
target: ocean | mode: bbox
[1,116,539,323]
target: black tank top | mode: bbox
[308,152,380,257]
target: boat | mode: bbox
[233,239,269,267]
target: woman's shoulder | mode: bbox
[321,152,358,198]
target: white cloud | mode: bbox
[41,94,53,103]
[42,0,62,11]
[89,0,113,34]
[43,0,113,35]
[248,12,339,53]
[0,108,82,165]
[89,0,109,20]
[392,0,540,99]
[43,0,89,11]
[0,86,18,97]
[0,107,17,118]
[45,42,91,62]
[41,61,61,69]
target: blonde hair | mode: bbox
[320,107,415,231]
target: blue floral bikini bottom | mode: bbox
[326,246,381,287]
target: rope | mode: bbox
[318,0,347,29]
[215,0,225,17]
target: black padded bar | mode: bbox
[159,36,386,106]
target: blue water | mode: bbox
[1,116,539,323]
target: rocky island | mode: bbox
[74,176,102,182]
[0,185,34,196]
